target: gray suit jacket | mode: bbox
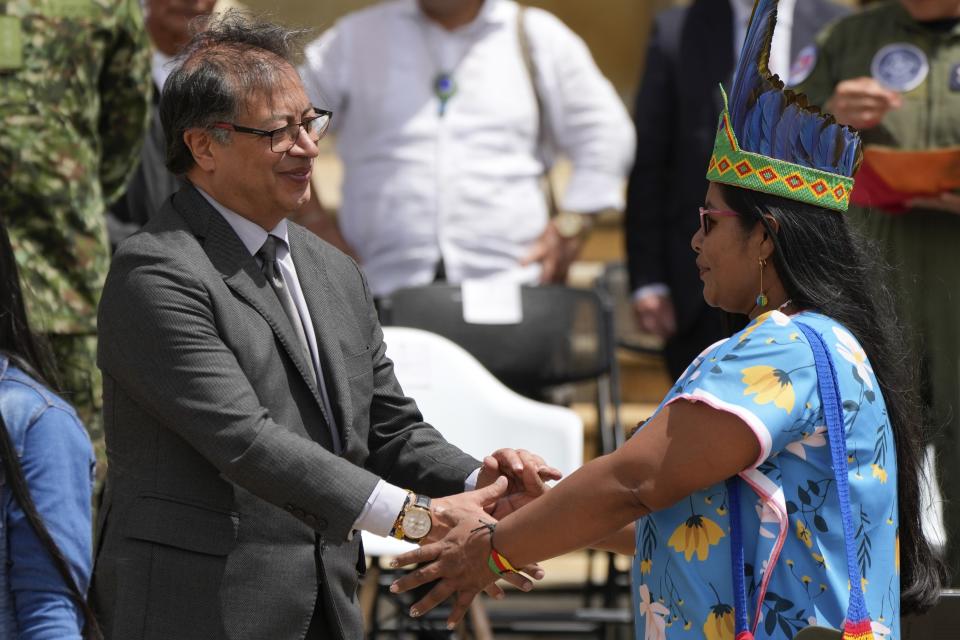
[93,184,480,640]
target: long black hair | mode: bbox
[719,183,945,614]
[0,216,101,638]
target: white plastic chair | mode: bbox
[361,326,584,636]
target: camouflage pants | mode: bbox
[47,332,104,483]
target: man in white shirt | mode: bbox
[298,0,634,297]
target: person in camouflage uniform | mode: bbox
[0,0,151,479]
[797,0,960,583]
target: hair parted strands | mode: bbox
[719,183,946,614]
[159,10,310,174]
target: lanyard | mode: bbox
[727,321,873,638]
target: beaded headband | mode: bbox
[705,0,862,212]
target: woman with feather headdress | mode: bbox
[388,1,944,638]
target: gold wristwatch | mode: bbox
[553,211,593,239]
[390,492,433,542]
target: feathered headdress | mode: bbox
[706,0,862,211]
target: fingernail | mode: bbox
[410,608,420,617]
[521,583,532,592]
[495,592,505,600]
[447,623,456,630]
[390,583,399,593]
[389,560,398,568]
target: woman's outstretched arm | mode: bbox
[392,398,760,625]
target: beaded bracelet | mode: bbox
[470,520,519,577]
[487,548,519,576]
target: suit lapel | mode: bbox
[173,186,332,429]
[288,225,351,450]
[687,0,734,116]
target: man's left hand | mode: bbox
[521,220,586,284]
[476,448,562,497]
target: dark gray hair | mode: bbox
[159,10,309,174]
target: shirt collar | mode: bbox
[195,186,289,257]
[401,0,506,28]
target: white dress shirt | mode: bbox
[300,0,635,297]
[198,187,479,535]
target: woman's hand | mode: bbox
[390,518,542,628]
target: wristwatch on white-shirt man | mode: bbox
[553,211,595,239]
[390,492,433,542]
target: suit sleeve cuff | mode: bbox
[632,283,671,302]
[351,480,409,538]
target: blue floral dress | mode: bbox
[631,310,900,640]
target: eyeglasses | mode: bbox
[698,206,739,236]
[212,107,333,153]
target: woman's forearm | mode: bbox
[493,450,649,566]
[590,523,637,556]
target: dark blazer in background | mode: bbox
[93,184,479,640]
[624,0,850,379]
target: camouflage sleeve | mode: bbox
[98,0,151,206]
[793,20,842,109]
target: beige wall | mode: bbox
[235,0,684,103]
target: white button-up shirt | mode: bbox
[300,0,634,297]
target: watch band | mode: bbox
[390,491,415,540]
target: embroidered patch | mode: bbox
[0,17,23,72]
[787,44,817,87]
[871,43,929,92]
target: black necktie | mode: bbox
[257,235,317,387]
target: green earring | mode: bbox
[756,258,768,308]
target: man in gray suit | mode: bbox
[92,13,554,640]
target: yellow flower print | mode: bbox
[668,514,726,561]
[738,314,769,343]
[703,603,735,640]
[716,506,727,516]
[796,519,813,548]
[871,463,888,484]
[640,558,652,575]
[742,366,795,413]
[801,575,812,585]
[812,552,827,569]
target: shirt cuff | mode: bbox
[561,170,627,213]
[352,480,409,538]
[633,283,671,302]
[464,468,481,492]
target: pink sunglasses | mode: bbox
[698,207,739,235]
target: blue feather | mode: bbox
[724,0,862,179]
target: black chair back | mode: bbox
[381,284,615,394]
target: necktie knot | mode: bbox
[257,234,284,263]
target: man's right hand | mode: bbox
[633,291,676,340]
[825,77,902,130]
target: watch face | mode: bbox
[403,508,432,539]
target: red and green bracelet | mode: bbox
[487,548,518,576]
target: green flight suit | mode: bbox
[0,0,151,478]
[798,0,960,583]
